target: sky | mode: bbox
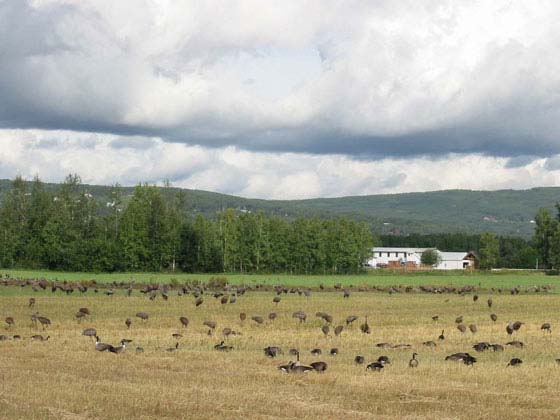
[1,0,560,199]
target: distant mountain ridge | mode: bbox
[0,179,557,237]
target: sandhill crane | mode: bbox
[423,341,437,347]
[166,343,179,352]
[78,308,91,315]
[541,323,552,333]
[75,311,86,323]
[507,358,523,367]
[30,334,49,341]
[473,295,479,302]
[354,355,365,364]
[334,325,343,336]
[506,323,514,335]
[506,340,524,348]
[203,320,217,333]
[491,344,504,352]
[455,316,463,324]
[179,316,189,328]
[469,324,478,334]
[37,316,51,330]
[292,311,307,323]
[472,342,490,352]
[251,316,264,325]
[82,328,97,340]
[457,324,467,334]
[343,290,350,298]
[490,313,498,322]
[321,325,329,337]
[487,297,493,308]
[28,298,36,307]
[172,333,183,339]
[268,312,277,321]
[5,317,14,329]
[409,353,419,368]
[136,312,149,322]
[360,316,370,334]
[125,318,132,329]
[273,296,281,305]
[346,315,358,326]
[220,295,228,305]
[432,315,439,322]
[239,313,246,322]
[195,297,204,307]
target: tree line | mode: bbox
[0,175,375,274]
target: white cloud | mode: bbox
[2,129,560,199]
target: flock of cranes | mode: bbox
[1,276,560,374]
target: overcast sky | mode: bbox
[1,0,560,199]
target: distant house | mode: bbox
[367,247,476,270]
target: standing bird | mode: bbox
[354,355,365,365]
[490,313,498,322]
[507,358,523,367]
[268,312,277,321]
[360,316,371,334]
[457,324,467,334]
[438,330,445,340]
[82,328,97,340]
[343,290,350,298]
[506,323,514,335]
[334,325,343,336]
[5,317,14,329]
[409,353,419,368]
[28,298,36,307]
[473,295,479,302]
[135,312,149,322]
[37,316,51,330]
[125,318,132,329]
[239,312,247,322]
[469,324,478,334]
[179,316,189,328]
[220,295,229,305]
[321,325,330,337]
[292,311,307,323]
[346,315,358,326]
[251,316,264,325]
[273,296,281,305]
[195,297,204,307]
[487,297,493,308]
[455,316,463,324]
[541,323,552,333]
[432,315,439,322]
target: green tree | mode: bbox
[479,232,500,270]
[533,208,556,269]
[421,249,441,267]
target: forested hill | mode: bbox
[0,179,558,236]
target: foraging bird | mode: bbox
[512,321,524,331]
[473,295,479,302]
[30,335,49,341]
[195,297,204,307]
[321,325,330,337]
[251,316,264,325]
[136,346,144,353]
[214,341,233,351]
[490,313,498,322]
[343,290,350,298]
[28,298,36,307]
[125,318,132,329]
[423,341,437,348]
[292,311,307,323]
[166,343,179,352]
[222,328,232,338]
[541,323,552,333]
[135,312,149,321]
[264,346,283,358]
[82,328,97,340]
[445,353,477,365]
[432,315,439,322]
[409,352,419,368]
[472,342,491,352]
[457,324,467,334]
[5,317,14,328]
[469,324,478,334]
[506,323,514,335]
[179,316,189,328]
[360,316,370,334]
[220,295,228,305]
[37,316,51,330]
[438,330,445,340]
[273,296,281,305]
[491,344,504,352]
[172,333,183,339]
[310,361,328,372]
[507,358,523,367]
[366,360,387,371]
[203,320,217,331]
[487,297,493,308]
[330,348,338,356]
[377,356,391,365]
[354,355,365,365]
[455,316,463,324]
[239,312,246,322]
[78,307,91,315]
[346,315,358,326]
[334,325,343,336]
[268,312,277,321]
[75,311,86,322]
[506,341,524,348]
[311,348,322,355]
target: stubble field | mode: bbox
[1,280,560,419]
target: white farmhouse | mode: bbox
[367,247,476,270]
